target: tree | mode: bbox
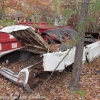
[69,0,90,91]
[0,0,50,20]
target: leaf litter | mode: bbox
[0,57,100,100]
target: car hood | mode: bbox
[0,25,49,54]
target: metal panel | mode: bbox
[0,25,31,33]
[0,67,23,86]
[86,41,100,62]
[0,31,21,52]
[43,47,86,71]
[43,51,65,71]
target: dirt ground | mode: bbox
[0,57,100,100]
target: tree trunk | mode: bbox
[69,0,90,91]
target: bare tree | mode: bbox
[69,0,90,91]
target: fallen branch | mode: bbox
[38,48,72,94]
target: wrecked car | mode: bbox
[0,25,100,93]
[0,25,78,92]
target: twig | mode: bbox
[38,48,72,94]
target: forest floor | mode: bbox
[0,57,100,100]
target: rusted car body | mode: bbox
[0,25,78,92]
[0,25,100,93]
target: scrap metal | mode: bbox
[1,25,100,93]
